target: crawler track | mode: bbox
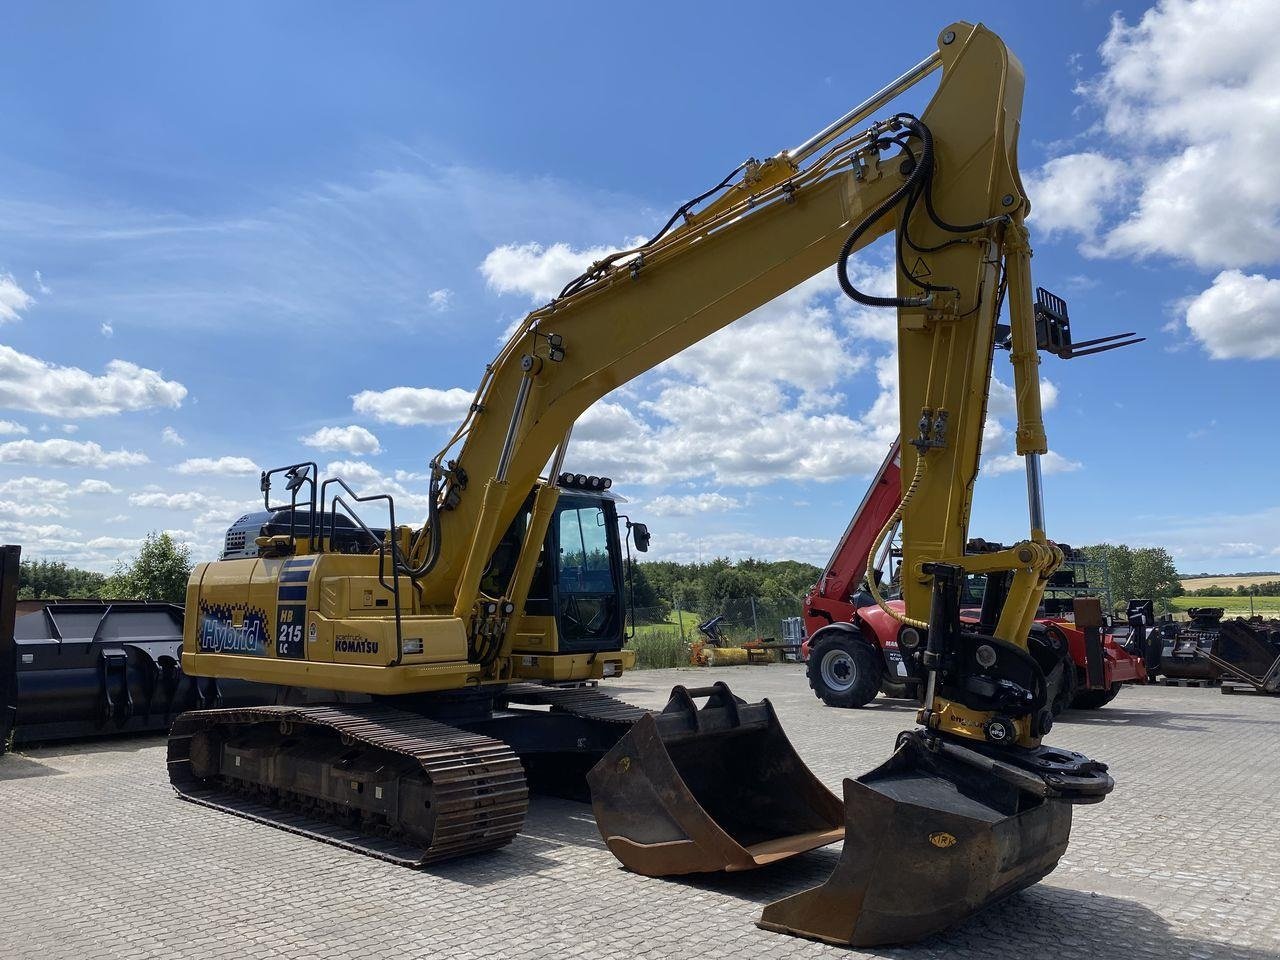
[168,703,529,866]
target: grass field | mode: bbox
[627,611,691,669]
[1179,573,1280,591]
[1168,594,1280,617]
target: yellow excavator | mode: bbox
[170,22,1116,947]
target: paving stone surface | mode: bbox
[1,666,1276,959]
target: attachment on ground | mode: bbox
[757,726,1107,946]
[587,682,845,875]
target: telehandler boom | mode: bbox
[172,22,1113,946]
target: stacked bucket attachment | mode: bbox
[587,683,846,875]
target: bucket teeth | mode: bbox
[587,683,845,875]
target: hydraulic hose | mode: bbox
[399,466,444,580]
[865,451,929,630]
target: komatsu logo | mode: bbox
[335,635,379,654]
[197,602,267,655]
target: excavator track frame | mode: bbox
[168,703,530,866]
[167,682,650,866]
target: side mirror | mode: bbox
[630,521,650,553]
[286,464,311,493]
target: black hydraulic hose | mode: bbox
[558,160,749,300]
[838,114,1000,308]
[836,114,934,308]
[397,468,443,580]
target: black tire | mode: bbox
[1029,623,1076,718]
[1070,682,1122,710]
[879,678,912,700]
[807,631,883,708]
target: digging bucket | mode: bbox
[586,682,845,875]
[757,731,1074,947]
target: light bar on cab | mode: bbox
[558,472,612,491]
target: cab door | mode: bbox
[550,496,625,652]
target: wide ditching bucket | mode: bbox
[758,731,1074,947]
[587,682,845,875]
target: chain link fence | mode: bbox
[627,596,806,669]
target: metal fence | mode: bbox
[627,595,807,669]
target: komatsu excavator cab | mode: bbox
[484,474,641,657]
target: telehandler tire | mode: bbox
[1070,682,1122,710]
[808,631,882,708]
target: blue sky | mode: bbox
[1,1,1277,574]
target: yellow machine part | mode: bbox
[182,553,631,694]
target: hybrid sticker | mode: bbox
[197,601,269,656]
[276,604,307,659]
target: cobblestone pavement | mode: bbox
[1,666,1277,960]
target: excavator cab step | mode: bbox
[587,682,845,875]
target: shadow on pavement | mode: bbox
[671,858,1270,959]
[0,753,65,781]
[1057,707,1274,732]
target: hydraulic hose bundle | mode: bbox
[836,114,995,309]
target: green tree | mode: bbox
[102,532,193,602]
[18,558,107,599]
[1082,543,1181,613]
[625,561,669,623]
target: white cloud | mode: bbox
[0,438,148,468]
[0,420,27,436]
[0,272,34,323]
[1023,152,1125,242]
[0,499,65,519]
[129,490,197,509]
[161,426,186,446]
[1181,269,1280,360]
[645,492,743,517]
[61,423,78,434]
[983,450,1083,477]
[427,288,453,311]
[85,535,141,551]
[0,475,120,503]
[100,322,113,338]
[33,270,50,294]
[76,478,120,495]
[171,456,260,476]
[1071,0,1280,269]
[480,241,620,303]
[323,459,435,516]
[0,344,186,417]
[300,424,382,456]
[645,529,835,566]
[836,259,899,344]
[351,385,473,426]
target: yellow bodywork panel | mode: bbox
[183,550,630,690]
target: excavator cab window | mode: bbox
[551,495,625,650]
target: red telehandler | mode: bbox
[802,439,1149,711]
